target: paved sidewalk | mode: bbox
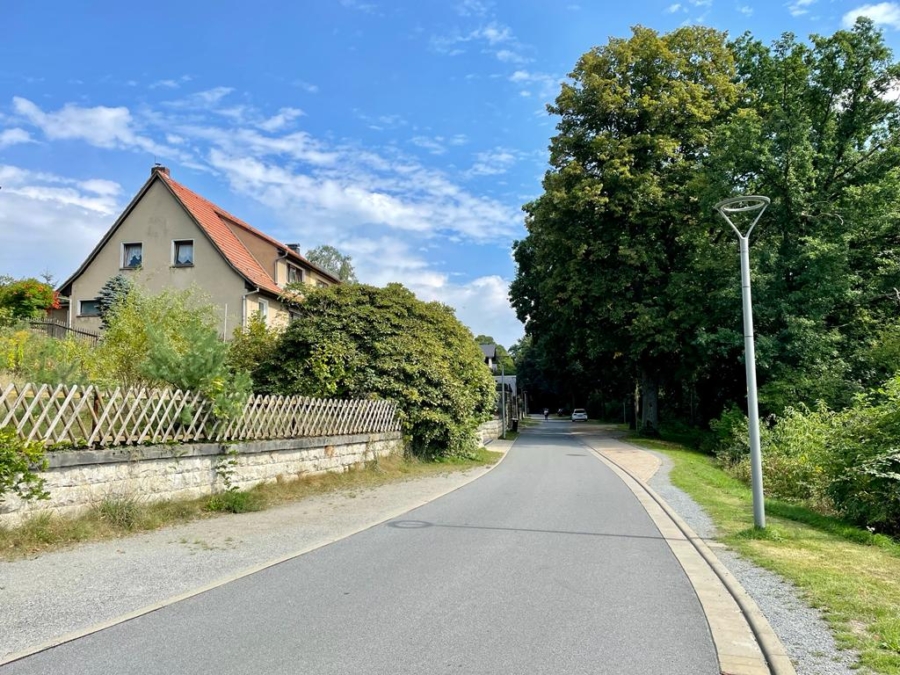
[0,441,512,661]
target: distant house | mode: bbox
[479,343,497,370]
[58,165,340,335]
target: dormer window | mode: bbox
[287,265,304,285]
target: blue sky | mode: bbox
[2,0,899,347]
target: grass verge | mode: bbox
[0,448,503,561]
[628,435,900,675]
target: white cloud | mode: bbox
[411,136,448,154]
[150,79,180,89]
[666,3,683,12]
[467,147,519,176]
[0,128,32,147]
[166,87,234,108]
[842,2,900,27]
[738,5,753,15]
[508,70,561,100]
[495,49,529,64]
[0,165,121,281]
[789,0,816,17]
[257,107,305,132]
[455,0,490,16]
[12,97,176,157]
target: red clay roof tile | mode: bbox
[157,173,340,294]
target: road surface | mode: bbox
[2,420,718,675]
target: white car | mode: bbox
[571,408,588,422]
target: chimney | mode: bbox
[151,164,170,177]
[287,243,301,255]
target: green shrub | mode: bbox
[0,426,49,503]
[227,313,280,383]
[255,283,496,458]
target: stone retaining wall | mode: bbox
[477,419,503,446]
[1,432,403,526]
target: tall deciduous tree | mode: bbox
[702,18,900,413]
[511,25,741,433]
[305,245,358,283]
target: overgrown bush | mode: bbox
[227,314,280,384]
[0,328,94,385]
[254,283,496,458]
[0,426,49,503]
[708,378,900,535]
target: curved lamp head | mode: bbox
[713,195,770,239]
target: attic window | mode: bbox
[287,265,304,284]
[173,240,194,266]
[122,243,142,269]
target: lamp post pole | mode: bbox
[500,359,506,440]
[715,196,770,529]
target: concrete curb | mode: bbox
[585,439,796,675]
[0,438,515,668]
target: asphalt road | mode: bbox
[3,420,718,675]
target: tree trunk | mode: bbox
[631,379,639,430]
[641,368,660,436]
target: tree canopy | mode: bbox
[305,245,358,283]
[511,19,900,432]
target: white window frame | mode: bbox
[172,239,194,267]
[286,264,304,285]
[257,299,269,324]
[121,242,143,269]
[78,299,101,317]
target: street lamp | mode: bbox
[714,195,770,529]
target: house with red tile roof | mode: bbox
[58,165,340,335]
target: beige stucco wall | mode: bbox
[69,181,246,337]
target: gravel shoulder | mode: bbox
[646,449,859,675]
[0,444,510,661]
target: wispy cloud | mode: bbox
[431,21,529,63]
[0,128,33,147]
[293,80,320,94]
[149,75,192,90]
[11,97,180,159]
[455,0,490,16]
[666,3,683,12]
[737,5,753,16]
[257,107,305,132]
[0,165,122,281]
[788,0,817,17]
[466,147,519,176]
[339,0,376,12]
[842,2,900,27]
[508,70,561,100]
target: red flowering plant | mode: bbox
[0,278,56,319]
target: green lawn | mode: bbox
[628,436,900,674]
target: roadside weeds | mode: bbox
[628,436,900,675]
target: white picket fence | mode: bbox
[1,383,401,449]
